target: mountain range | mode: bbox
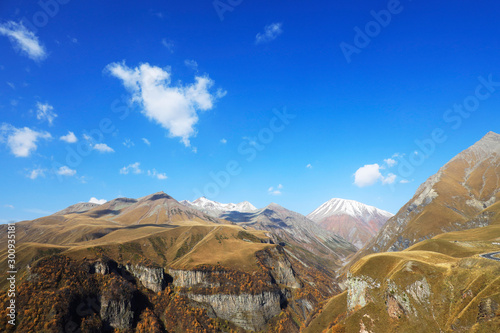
[1,131,499,332]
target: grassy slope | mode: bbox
[304,223,500,332]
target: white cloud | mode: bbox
[93,143,114,153]
[36,102,57,125]
[382,173,397,185]
[0,123,51,157]
[0,21,47,61]
[220,138,227,144]
[56,166,76,176]
[6,82,15,89]
[255,23,283,44]
[89,197,107,205]
[306,163,313,169]
[161,39,174,53]
[120,162,166,180]
[354,164,397,187]
[60,131,77,143]
[148,169,167,180]
[4,204,14,209]
[400,179,411,184]
[27,167,46,180]
[354,164,382,187]
[142,138,151,146]
[384,158,397,168]
[184,59,198,70]
[123,138,134,148]
[268,184,283,196]
[120,162,142,175]
[106,61,225,146]
[83,134,91,141]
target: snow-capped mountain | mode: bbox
[180,196,257,217]
[307,198,393,248]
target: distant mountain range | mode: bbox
[307,198,393,249]
[180,196,257,217]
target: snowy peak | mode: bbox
[181,197,257,216]
[307,198,393,249]
[307,198,393,223]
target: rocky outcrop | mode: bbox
[346,273,380,311]
[346,272,433,321]
[126,263,166,292]
[257,247,302,288]
[168,250,300,331]
[187,292,283,331]
[100,279,135,330]
[100,297,134,330]
[93,260,110,275]
[92,259,166,292]
[169,269,220,288]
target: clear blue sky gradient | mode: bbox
[1,0,500,222]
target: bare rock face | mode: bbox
[100,279,135,330]
[93,260,110,275]
[346,273,380,311]
[125,263,166,292]
[169,269,220,288]
[257,247,301,289]
[167,248,303,331]
[100,297,134,330]
[92,258,166,293]
[187,292,283,331]
[169,268,285,331]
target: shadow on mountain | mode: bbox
[87,209,122,218]
[220,211,255,223]
[148,193,173,201]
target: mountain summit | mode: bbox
[307,198,393,248]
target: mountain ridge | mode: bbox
[344,131,500,272]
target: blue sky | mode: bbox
[1,0,500,222]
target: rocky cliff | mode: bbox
[188,292,283,331]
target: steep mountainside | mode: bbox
[349,131,500,266]
[307,198,393,248]
[181,196,257,217]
